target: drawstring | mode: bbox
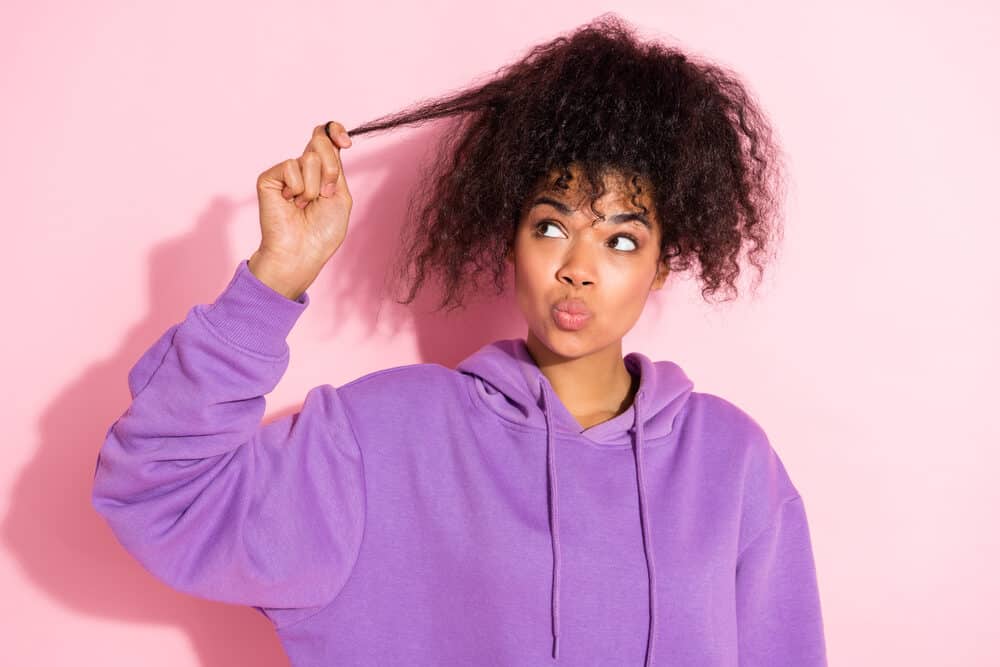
[633,390,657,667]
[538,379,656,665]
[538,380,562,659]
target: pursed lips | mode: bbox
[552,298,592,316]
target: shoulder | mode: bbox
[324,362,473,456]
[682,390,773,455]
[339,361,457,392]
[684,390,802,525]
[332,361,470,418]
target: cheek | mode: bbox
[513,235,541,277]
[604,265,656,312]
[512,244,551,310]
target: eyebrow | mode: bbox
[529,195,652,230]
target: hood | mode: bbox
[456,338,695,666]
[457,338,694,446]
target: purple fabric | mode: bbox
[92,258,828,666]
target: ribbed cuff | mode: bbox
[201,259,310,357]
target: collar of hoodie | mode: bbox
[456,338,695,665]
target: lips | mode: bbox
[551,299,592,331]
[553,298,591,316]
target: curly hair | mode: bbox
[345,13,786,313]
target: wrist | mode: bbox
[247,250,313,301]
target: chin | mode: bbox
[531,322,601,360]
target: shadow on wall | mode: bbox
[1,122,526,666]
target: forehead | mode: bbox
[522,165,659,234]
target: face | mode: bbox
[507,164,669,360]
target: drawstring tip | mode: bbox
[552,634,559,659]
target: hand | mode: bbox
[250,121,354,298]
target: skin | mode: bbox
[506,164,670,431]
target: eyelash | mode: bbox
[532,220,641,252]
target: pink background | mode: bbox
[2,1,997,664]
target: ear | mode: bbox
[651,259,670,291]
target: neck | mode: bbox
[524,330,638,430]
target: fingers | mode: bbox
[261,122,353,208]
[323,120,352,149]
[275,159,303,201]
[291,151,322,207]
[283,122,352,207]
[310,122,351,199]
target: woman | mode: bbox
[91,14,827,666]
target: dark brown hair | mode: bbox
[346,13,786,312]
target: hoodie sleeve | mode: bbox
[735,493,828,666]
[91,259,366,625]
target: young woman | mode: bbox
[91,14,827,667]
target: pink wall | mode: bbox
[2,1,997,664]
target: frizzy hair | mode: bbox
[345,13,786,312]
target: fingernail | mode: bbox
[321,183,336,197]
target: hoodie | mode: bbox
[92,258,828,666]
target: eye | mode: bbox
[608,234,639,252]
[533,220,565,238]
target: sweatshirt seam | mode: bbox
[127,324,182,404]
[337,362,448,392]
[273,399,368,633]
[736,493,802,562]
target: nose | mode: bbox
[556,242,595,287]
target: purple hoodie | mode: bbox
[92,259,827,666]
